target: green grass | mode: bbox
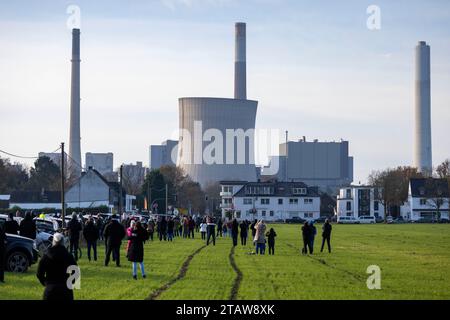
[1,224,450,300]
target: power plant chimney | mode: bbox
[69,28,82,177]
[414,41,432,175]
[234,22,246,100]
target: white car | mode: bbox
[358,216,376,224]
[337,216,360,224]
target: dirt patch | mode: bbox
[228,245,243,300]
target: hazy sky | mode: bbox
[0,0,449,183]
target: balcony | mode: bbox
[220,191,233,197]
[220,202,233,209]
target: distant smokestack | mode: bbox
[234,22,246,100]
[414,41,432,175]
[69,28,82,177]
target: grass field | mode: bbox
[1,224,450,300]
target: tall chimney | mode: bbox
[69,28,82,177]
[414,41,432,175]
[234,22,246,100]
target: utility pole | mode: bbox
[119,165,123,215]
[165,183,168,214]
[60,142,66,228]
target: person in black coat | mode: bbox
[4,213,19,235]
[83,218,99,261]
[104,216,125,267]
[206,216,216,246]
[231,219,239,246]
[19,212,36,239]
[36,233,77,300]
[159,217,167,241]
[0,224,6,283]
[321,219,332,253]
[167,218,174,242]
[301,222,311,255]
[250,219,257,239]
[127,221,148,280]
[216,219,223,237]
[239,220,248,246]
[67,213,82,261]
[266,228,277,255]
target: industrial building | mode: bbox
[85,152,113,175]
[261,138,353,194]
[149,140,178,170]
[414,41,433,175]
[177,22,258,188]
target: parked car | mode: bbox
[34,218,59,234]
[313,217,328,223]
[4,233,39,272]
[375,217,384,223]
[358,216,376,224]
[337,216,360,224]
[284,217,306,224]
[415,217,436,223]
[438,218,449,224]
[386,216,394,224]
[392,216,407,224]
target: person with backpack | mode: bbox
[266,228,277,255]
[127,221,148,280]
[321,219,332,253]
[83,217,99,262]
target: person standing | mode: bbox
[250,219,257,239]
[83,217,99,262]
[36,233,77,300]
[0,224,6,283]
[104,215,125,267]
[19,212,37,239]
[216,219,223,237]
[239,220,248,246]
[147,219,155,241]
[309,221,317,254]
[321,219,332,253]
[231,219,239,246]
[266,228,277,255]
[206,216,216,246]
[127,221,148,280]
[254,220,266,255]
[188,217,195,239]
[159,216,167,241]
[167,217,174,242]
[199,220,207,240]
[301,222,311,255]
[67,213,82,261]
[5,213,19,235]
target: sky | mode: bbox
[0,0,449,184]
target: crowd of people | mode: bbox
[0,210,333,300]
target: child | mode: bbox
[266,228,277,255]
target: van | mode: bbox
[337,216,360,224]
[358,216,376,224]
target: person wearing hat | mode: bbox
[67,212,82,261]
[36,233,77,300]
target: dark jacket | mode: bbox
[231,220,239,236]
[104,220,126,246]
[19,216,37,239]
[4,220,19,235]
[322,222,332,238]
[36,245,77,300]
[301,224,310,240]
[127,227,147,263]
[167,220,174,232]
[67,218,82,240]
[83,221,99,242]
[159,218,167,232]
[266,230,277,244]
[239,222,248,236]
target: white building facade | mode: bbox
[336,186,385,219]
[220,181,321,221]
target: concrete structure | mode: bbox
[220,181,320,221]
[177,22,258,188]
[68,28,82,177]
[85,153,113,176]
[262,138,353,194]
[149,140,178,170]
[414,41,432,175]
[401,178,449,221]
[336,186,385,219]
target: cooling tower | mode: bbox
[69,28,82,177]
[177,23,258,187]
[414,41,432,175]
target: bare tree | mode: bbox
[122,165,146,195]
[424,178,449,221]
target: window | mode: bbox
[304,198,313,204]
[304,212,313,218]
[261,198,270,205]
[243,198,253,205]
[289,198,299,205]
[261,210,266,217]
[236,211,241,218]
[420,199,427,205]
[270,211,274,216]
[346,189,351,198]
[374,201,379,211]
[223,198,232,204]
[223,186,233,193]
[346,201,351,211]
[278,198,283,205]
[293,188,307,195]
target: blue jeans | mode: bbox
[167,232,174,241]
[132,262,146,277]
[256,243,266,255]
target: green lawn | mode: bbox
[1,224,449,300]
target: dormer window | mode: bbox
[292,187,307,195]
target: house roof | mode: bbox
[10,191,61,203]
[233,181,319,198]
[82,169,126,196]
[410,178,450,198]
[220,180,248,185]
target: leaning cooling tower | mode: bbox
[177,23,258,187]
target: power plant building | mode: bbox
[177,22,258,188]
[85,152,114,176]
[149,140,178,170]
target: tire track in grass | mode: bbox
[146,244,207,300]
[228,245,243,300]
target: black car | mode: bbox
[5,233,39,272]
[284,217,306,224]
[313,217,328,223]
